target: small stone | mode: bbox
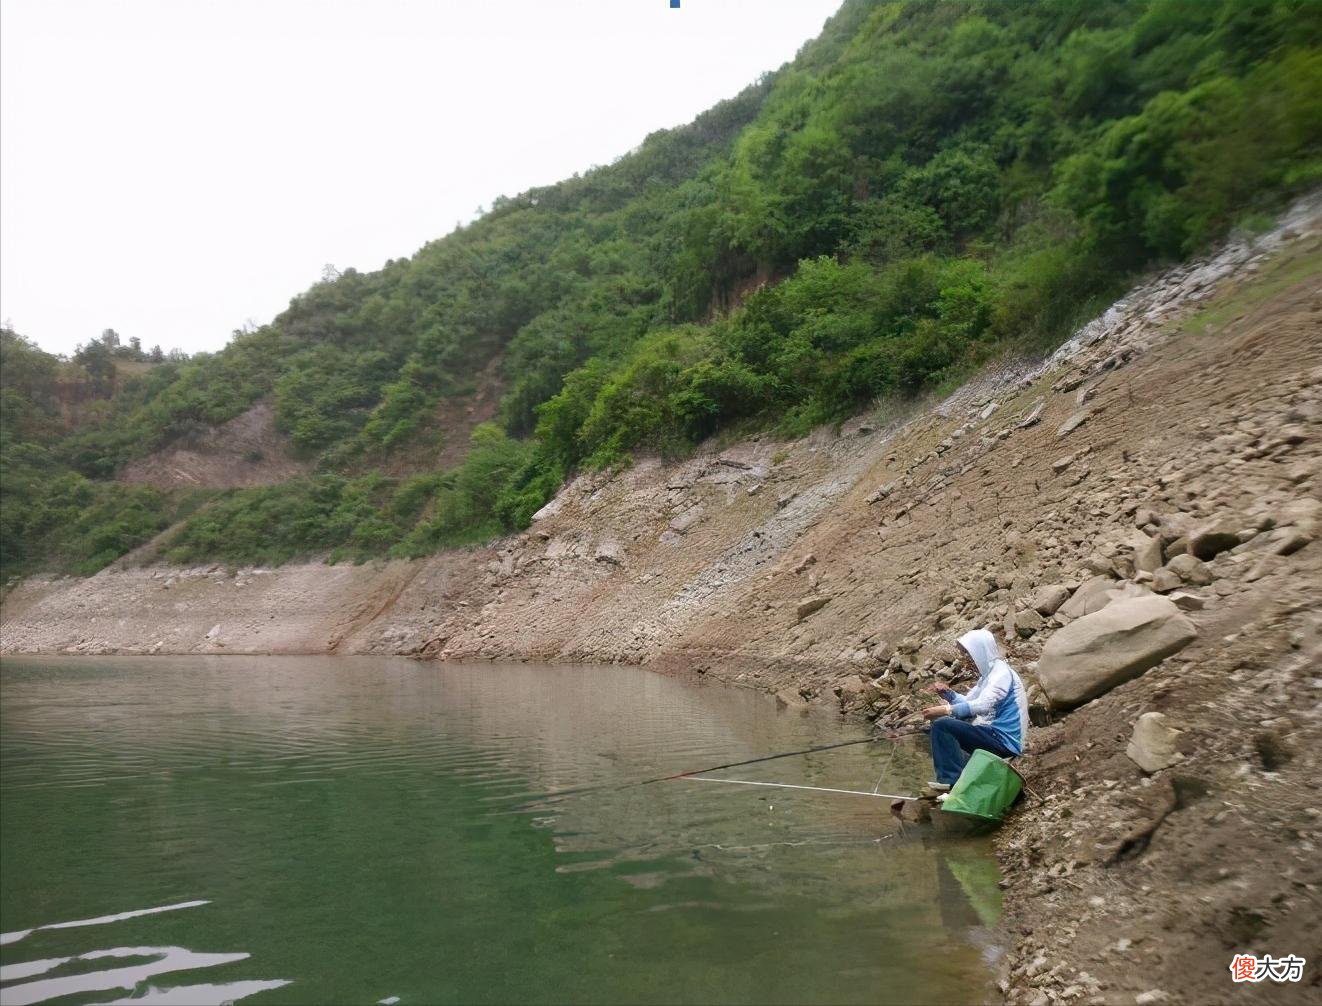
[1270,526,1314,556]
[1127,711,1184,773]
[796,596,831,621]
[1056,409,1092,438]
[668,507,706,534]
[1135,992,1170,1005]
[1167,591,1205,612]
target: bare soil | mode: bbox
[117,399,310,489]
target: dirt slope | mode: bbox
[117,399,310,489]
[3,197,1320,1005]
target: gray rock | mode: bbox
[1029,584,1071,616]
[866,481,898,504]
[668,507,706,534]
[1133,534,1164,573]
[1056,409,1092,438]
[1058,576,1117,618]
[1165,553,1213,586]
[1014,608,1046,637]
[594,540,623,564]
[1270,526,1314,555]
[1018,399,1045,428]
[1167,590,1205,611]
[1127,711,1184,773]
[1037,596,1198,710]
[1135,991,1170,1005]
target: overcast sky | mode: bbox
[1,0,841,357]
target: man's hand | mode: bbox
[928,678,950,696]
[921,703,952,721]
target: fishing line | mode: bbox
[680,776,920,802]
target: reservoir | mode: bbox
[0,657,1003,1004]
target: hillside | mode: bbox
[3,0,1320,582]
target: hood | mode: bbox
[957,628,1002,677]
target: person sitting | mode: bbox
[920,628,1028,791]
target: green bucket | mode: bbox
[940,749,1024,824]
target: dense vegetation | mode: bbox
[3,0,1319,577]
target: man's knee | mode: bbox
[930,715,958,737]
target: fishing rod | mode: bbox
[524,718,930,803]
[637,719,928,785]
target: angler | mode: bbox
[921,629,1028,791]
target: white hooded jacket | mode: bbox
[942,629,1029,754]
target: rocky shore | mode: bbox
[4,197,1320,1004]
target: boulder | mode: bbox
[1126,712,1184,773]
[1028,584,1071,616]
[1037,596,1198,710]
[1057,576,1116,619]
[1165,553,1213,586]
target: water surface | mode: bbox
[0,657,1002,1004]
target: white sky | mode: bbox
[1,0,841,357]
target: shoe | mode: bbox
[936,792,950,803]
[927,781,951,792]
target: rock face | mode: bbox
[1126,711,1184,773]
[1037,596,1198,710]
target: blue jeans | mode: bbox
[929,716,1014,786]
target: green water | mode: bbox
[0,657,1003,1005]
